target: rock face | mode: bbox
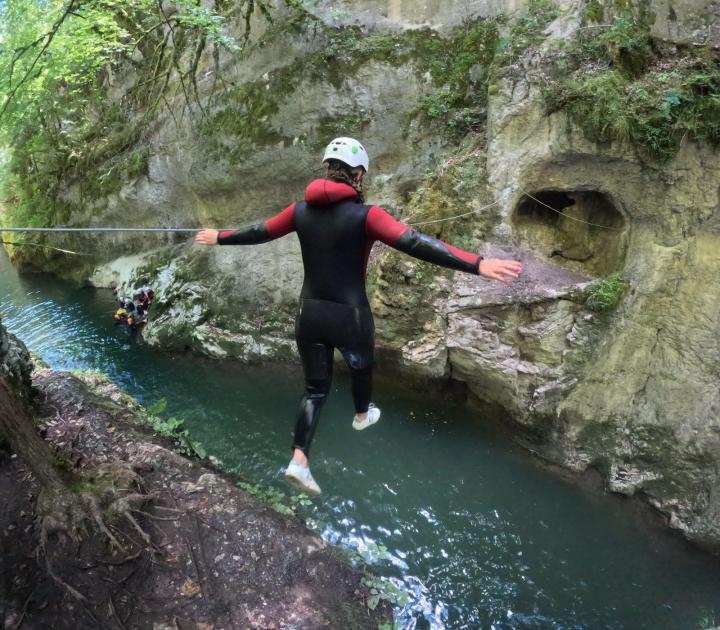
[6,0,720,550]
[85,1,457,354]
[373,92,720,550]
[482,48,720,549]
[649,0,720,45]
[108,242,302,360]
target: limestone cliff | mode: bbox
[370,0,720,551]
[3,0,720,551]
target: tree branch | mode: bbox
[1,0,81,120]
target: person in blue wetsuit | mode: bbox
[195,137,522,494]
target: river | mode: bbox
[1,249,718,629]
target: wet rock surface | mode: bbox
[0,368,390,629]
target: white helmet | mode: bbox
[322,137,369,173]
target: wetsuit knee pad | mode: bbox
[305,380,331,397]
[343,349,374,373]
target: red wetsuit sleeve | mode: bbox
[365,205,410,245]
[218,203,296,245]
[264,203,296,238]
[366,205,482,274]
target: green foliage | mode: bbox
[361,574,410,611]
[571,15,652,77]
[309,28,422,76]
[0,0,275,236]
[601,16,652,77]
[585,0,604,23]
[585,272,627,311]
[415,21,500,134]
[236,481,312,516]
[545,70,632,142]
[331,543,410,614]
[145,398,168,415]
[495,0,563,63]
[142,401,207,460]
[0,1,156,222]
[411,1,564,134]
[1,1,126,125]
[544,15,720,161]
[400,138,496,244]
[126,147,150,179]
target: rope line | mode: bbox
[0,227,208,233]
[1,187,620,247]
[404,200,501,227]
[1,240,86,255]
[517,188,621,230]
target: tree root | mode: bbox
[87,491,123,551]
[113,496,153,547]
[31,462,161,615]
[9,586,36,630]
[41,550,88,602]
[36,461,158,577]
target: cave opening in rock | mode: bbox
[513,190,628,276]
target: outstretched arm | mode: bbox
[366,206,522,284]
[195,203,296,246]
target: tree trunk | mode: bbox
[0,376,69,492]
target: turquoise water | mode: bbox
[1,249,719,629]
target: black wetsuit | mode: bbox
[218,179,482,455]
[119,298,135,313]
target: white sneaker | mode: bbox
[352,403,381,431]
[284,459,322,495]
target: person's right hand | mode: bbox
[479,258,523,284]
[195,229,219,246]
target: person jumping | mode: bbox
[195,137,522,495]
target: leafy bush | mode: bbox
[601,16,652,77]
[585,272,627,311]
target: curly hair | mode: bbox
[325,160,365,202]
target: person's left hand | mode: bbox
[479,258,523,284]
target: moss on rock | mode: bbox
[543,15,720,161]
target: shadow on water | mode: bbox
[1,249,719,629]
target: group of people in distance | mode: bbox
[114,286,155,330]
